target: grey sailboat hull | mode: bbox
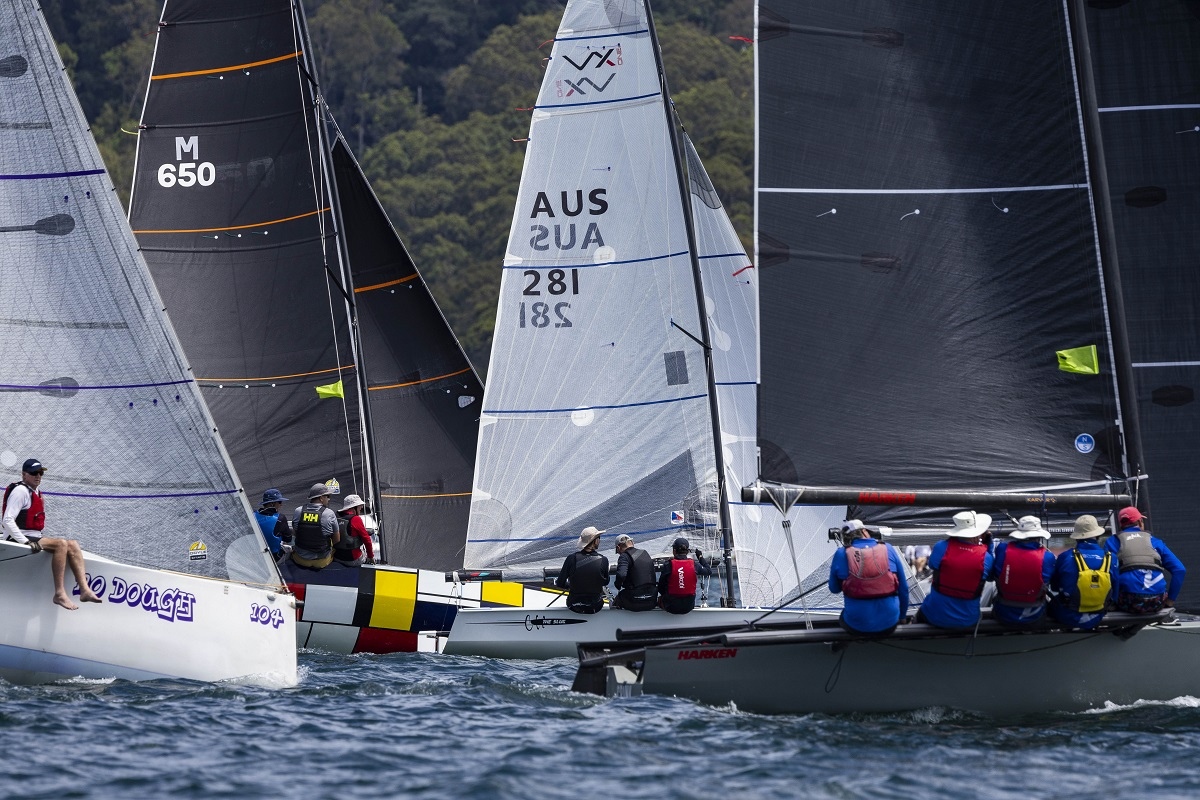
[578,614,1200,715]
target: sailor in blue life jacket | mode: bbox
[828,520,909,636]
[1105,506,1186,614]
[915,511,995,631]
[289,483,340,570]
[990,516,1055,628]
[657,537,712,614]
[254,487,292,559]
[1049,514,1119,630]
[555,526,610,614]
[610,533,657,611]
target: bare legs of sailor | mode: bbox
[37,537,100,610]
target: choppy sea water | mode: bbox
[2,651,1200,800]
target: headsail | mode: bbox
[754,2,1132,514]
[0,0,277,585]
[465,0,724,579]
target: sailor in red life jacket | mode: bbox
[915,511,995,631]
[2,458,101,610]
[827,520,909,636]
[657,537,712,614]
[991,516,1055,628]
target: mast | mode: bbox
[644,0,738,605]
[293,0,384,526]
[1065,0,1148,508]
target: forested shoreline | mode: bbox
[45,0,753,374]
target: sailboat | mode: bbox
[127,0,559,655]
[0,0,296,685]
[572,0,1200,714]
[442,0,835,659]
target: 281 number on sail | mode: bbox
[519,268,578,329]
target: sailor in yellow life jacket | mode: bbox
[1049,514,1119,630]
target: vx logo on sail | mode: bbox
[562,48,620,70]
[556,74,616,97]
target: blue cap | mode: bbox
[22,458,44,474]
[261,488,287,504]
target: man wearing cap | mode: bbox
[990,516,1055,628]
[554,526,610,614]
[1104,506,1186,614]
[332,494,375,567]
[1049,515,1119,630]
[2,458,101,610]
[255,488,292,560]
[657,537,713,614]
[610,534,657,611]
[915,511,995,630]
[289,482,341,569]
[828,520,909,636]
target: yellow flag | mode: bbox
[1057,345,1099,375]
[315,380,344,399]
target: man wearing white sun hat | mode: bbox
[333,494,375,566]
[991,516,1055,628]
[915,510,994,630]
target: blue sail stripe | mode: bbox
[0,168,105,181]
[698,252,747,260]
[503,250,688,271]
[716,381,756,387]
[0,379,192,391]
[554,29,649,43]
[484,392,706,415]
[535,91,660,110]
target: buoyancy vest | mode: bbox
[1071,550,1113,613]
[254,510,281,552]
[623,547,656,591]
[933,540,988,600]
[568,551,608,596]
[996,545,1048,607]
[2,481,44,532]
[842,543,899,600]
[666,558,697,597]
[333,516,362,556]
[1116,530,1163,572]
[293,503,331,554]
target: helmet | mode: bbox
[308,482,332,500]
[672,537,690,553]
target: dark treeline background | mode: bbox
[44,0,753,376]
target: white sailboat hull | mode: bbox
[445,606,834,660]
[0,542,297,686]
[588,616,1200,714]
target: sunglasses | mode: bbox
[25,471,44,477]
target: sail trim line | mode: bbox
[196,364,353,382]
[759,184,1086,195]
[1132,361,1200,368]
[44,489,239,500]
[484,393,707,415]
[0,379,190,391]
[151,51,302,81]
[1099,103,1200,113]
[536,91,660,110]
[133,207,330,234]
[554,29,649,43]
[382,491,471,499]
[368,367,471,391]
[353,275,417,293]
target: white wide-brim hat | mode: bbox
[947,511,992,538]
[1010,515,1050,540]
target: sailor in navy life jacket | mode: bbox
[1049,514,1119,630]
[657,537,712,614]
[991,516,1055,629]
[828,520,909,636]
[916,511,995,631]
[1105,506,1187,614]
[611,533,657,611]
[555,526,610,614]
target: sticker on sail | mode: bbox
[188,540,208,561]
[324,478,341,495]
[670,511,685,525]
[458,395,476,408]
[1074,433,1095,454]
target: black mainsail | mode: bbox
[753,2,1136,517]
[129,0,481,569]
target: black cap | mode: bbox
[22,458,44,474]
[672,537,690,552]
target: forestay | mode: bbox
[0,0,277,585]
[466,0,721,574]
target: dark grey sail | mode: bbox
[1080,0,1200,606]
[330,139,482,570]
[755,2,1133,514]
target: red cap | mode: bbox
[1117,506,1145,526]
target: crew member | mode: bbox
[290,483,340,569]
[333,493,375,567]
[254,487,291,559]
[657,537,712,614]
[611,533,657,611]
[1105,506,1186,613]
[991,516,1054,628]
[555,526,609,614]
[915,511,994,630]
[2,458,101,610]
[828,520,909,636]
[1049,514,1118,630]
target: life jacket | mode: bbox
[1116,530,1163,572]
[333,515,362,556]
[622,547,656,591]
[568,551,608,596]
[254,510,280,552]
[1071,549,1113,613]
[2,481,44,532]
[996,544,1048,607]
[293,503,331,554]
[932,539,987,600]
[666,558,697,597]
[842,543,899,599]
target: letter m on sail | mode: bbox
[175,136,199,161]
